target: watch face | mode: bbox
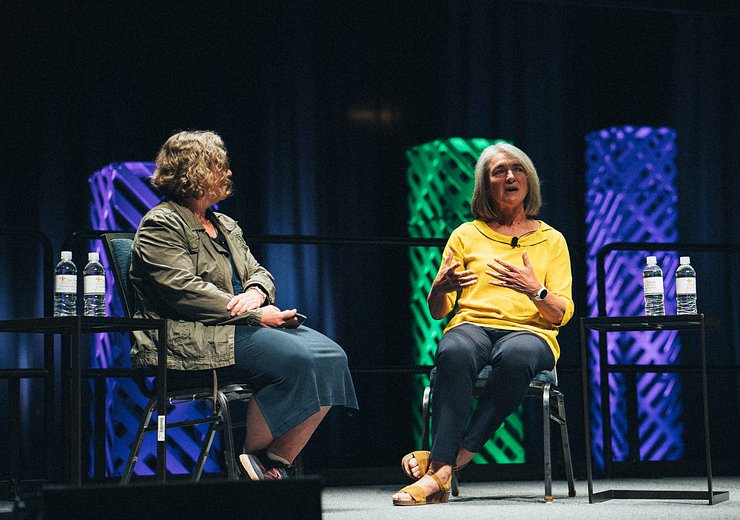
[538,288,548,300]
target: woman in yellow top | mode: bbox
[393,142,574,506]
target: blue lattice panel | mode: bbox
[585,126,683,469]
[88,162,224,477]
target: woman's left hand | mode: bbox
[486,250,540,298]
[226,288,265,316]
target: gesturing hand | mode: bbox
[432,251,478,294]
[486,250,540,297]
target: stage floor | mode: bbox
[2,476,738,519]
[323,476,740,520]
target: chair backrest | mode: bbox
[102,232,136,318]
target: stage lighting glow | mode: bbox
[88,162,223,477]
[406,138,527,464]
[585,126,683,469]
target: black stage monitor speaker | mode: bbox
[36,477,322,520]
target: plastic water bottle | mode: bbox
[643,255,665,316]
[83,251,107,316]
[54,251,77,316]
[675,256,697,315]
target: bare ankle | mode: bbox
[455,448,475,469]
[428,462,452,481]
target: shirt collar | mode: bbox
[472,219,551,247]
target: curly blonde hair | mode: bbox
[150,130,232,202]
[470,142,542,220]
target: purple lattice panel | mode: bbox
[585,126,683,469]
[89,162,161,231]
[88,162,223,477]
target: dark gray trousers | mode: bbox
[430,323,555,464]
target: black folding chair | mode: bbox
[102,232,253,483]
[421,366,577,501]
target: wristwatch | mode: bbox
[532,286,548,301]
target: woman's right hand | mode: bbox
[427,251,477,320]
[259,305,301,329]
[431,251,478,294]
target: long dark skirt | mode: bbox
[169,325,358,438]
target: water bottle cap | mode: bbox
[61,251,72,261]
[88,252,100,262]
[680,256,690,265]
[646,256,657,265]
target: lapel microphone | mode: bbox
[510,229,535,248]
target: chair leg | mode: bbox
[555,392,576,497]
[193,419,219,481]
[218,391,241,480]
[421,385,431,451]
[122,390,252,484]
[542,383,553,502]
[121,398,158,485]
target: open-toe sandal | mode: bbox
[392,471,450,506]
[401,450,430,480]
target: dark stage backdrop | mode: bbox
[2,1,739,478]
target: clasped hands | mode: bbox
[434,250,540,299]
[227,287,301,328]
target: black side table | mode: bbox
[579,314,729,505]
[0,316,168,487]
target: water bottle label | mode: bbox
[84,275,106,294]
[55,275,77,293]
[643,276,664,295]
[676,277,696,295]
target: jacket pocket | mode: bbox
[168,320,216,360]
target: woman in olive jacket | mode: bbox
[130,130,358,480]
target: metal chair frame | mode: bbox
[121,383,252,483]
[420,368,577,501]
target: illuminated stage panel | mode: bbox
[585,126,683,469]
[406,138,525,464]
[88,162,223,477]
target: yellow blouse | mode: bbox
[441,219,574,361]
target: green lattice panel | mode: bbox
[407,138,524,464]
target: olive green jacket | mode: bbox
[129,200,276,370]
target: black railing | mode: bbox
[596,241,740,317]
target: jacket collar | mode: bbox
[212,211,240,234]
[161,199,205,231]
[160,199,241,234]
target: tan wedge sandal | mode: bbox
[392,471,451,506]
[401,450,470,481]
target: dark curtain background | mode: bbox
[2,0,738,476]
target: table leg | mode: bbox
[71,321,82,486]
[580,318,596,503]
